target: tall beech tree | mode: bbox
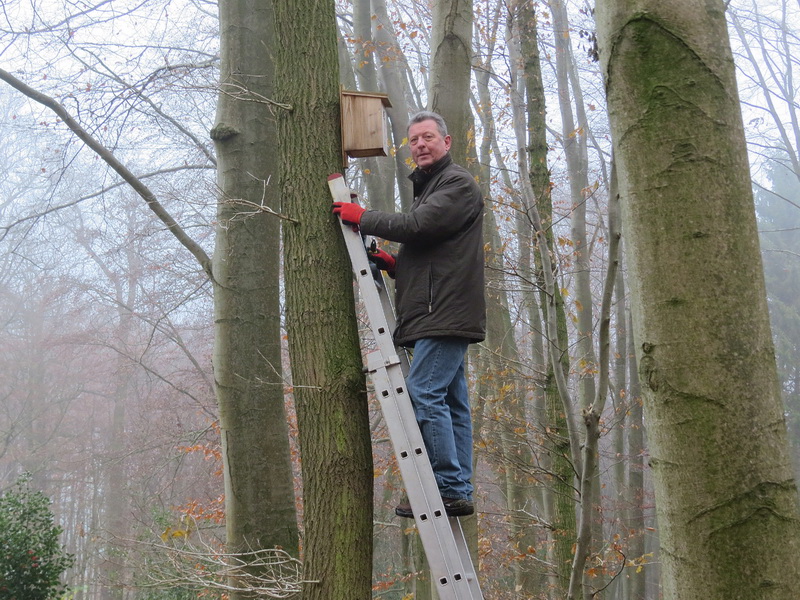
[211,0,300,590]
[514,3,578,596]
[597,1,800,597]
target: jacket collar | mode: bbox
[409,153,452,195]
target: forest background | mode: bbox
[0,0,798,599]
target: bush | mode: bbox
[0,474,74,599]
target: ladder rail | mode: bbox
[329,174,483,600]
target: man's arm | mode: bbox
[360,174,482,244]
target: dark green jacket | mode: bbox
[360,154,486,346]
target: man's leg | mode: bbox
[445,358,473,501]
[405,337,472,500]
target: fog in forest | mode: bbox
[1,1,798,598]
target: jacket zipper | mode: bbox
[428,264,434,313]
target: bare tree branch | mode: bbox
[0,67,213,278]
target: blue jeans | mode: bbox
[406,337,473,500]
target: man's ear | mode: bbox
[444,135,452,151]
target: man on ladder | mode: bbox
[332,110,485,518]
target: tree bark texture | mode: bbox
[212,0,300,580]
[597,2,800,597]
[274,0,374,598]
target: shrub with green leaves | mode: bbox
[0,474,74,599]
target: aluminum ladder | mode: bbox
[328,173,483,600]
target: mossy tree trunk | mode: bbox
[274,1,374,598]
[598,2,800,597]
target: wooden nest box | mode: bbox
[340,89,392,164]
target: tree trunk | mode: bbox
[429,0,474,166]
[349,0,394,210]
[512,3,579,596]
[212,0,300,592]
[597,2,800,597]
[477,108,538,593]
[549,0,597,410]
[549,1,604,584]
[610,230,629,600]
[567,162,621,600]
[274,1,374,598]
[102,243,137,600]
[625,312,647,600]
[371,0,414,210]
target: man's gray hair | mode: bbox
[408,110,448,138]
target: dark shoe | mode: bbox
[394,497,474,519]
[442,496,474,517]
[395,499,414,519]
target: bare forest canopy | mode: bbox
[0,1,799,599]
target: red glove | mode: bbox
[368,248,396,277]
[332,202,366,226]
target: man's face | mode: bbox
[409,119,451,170]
